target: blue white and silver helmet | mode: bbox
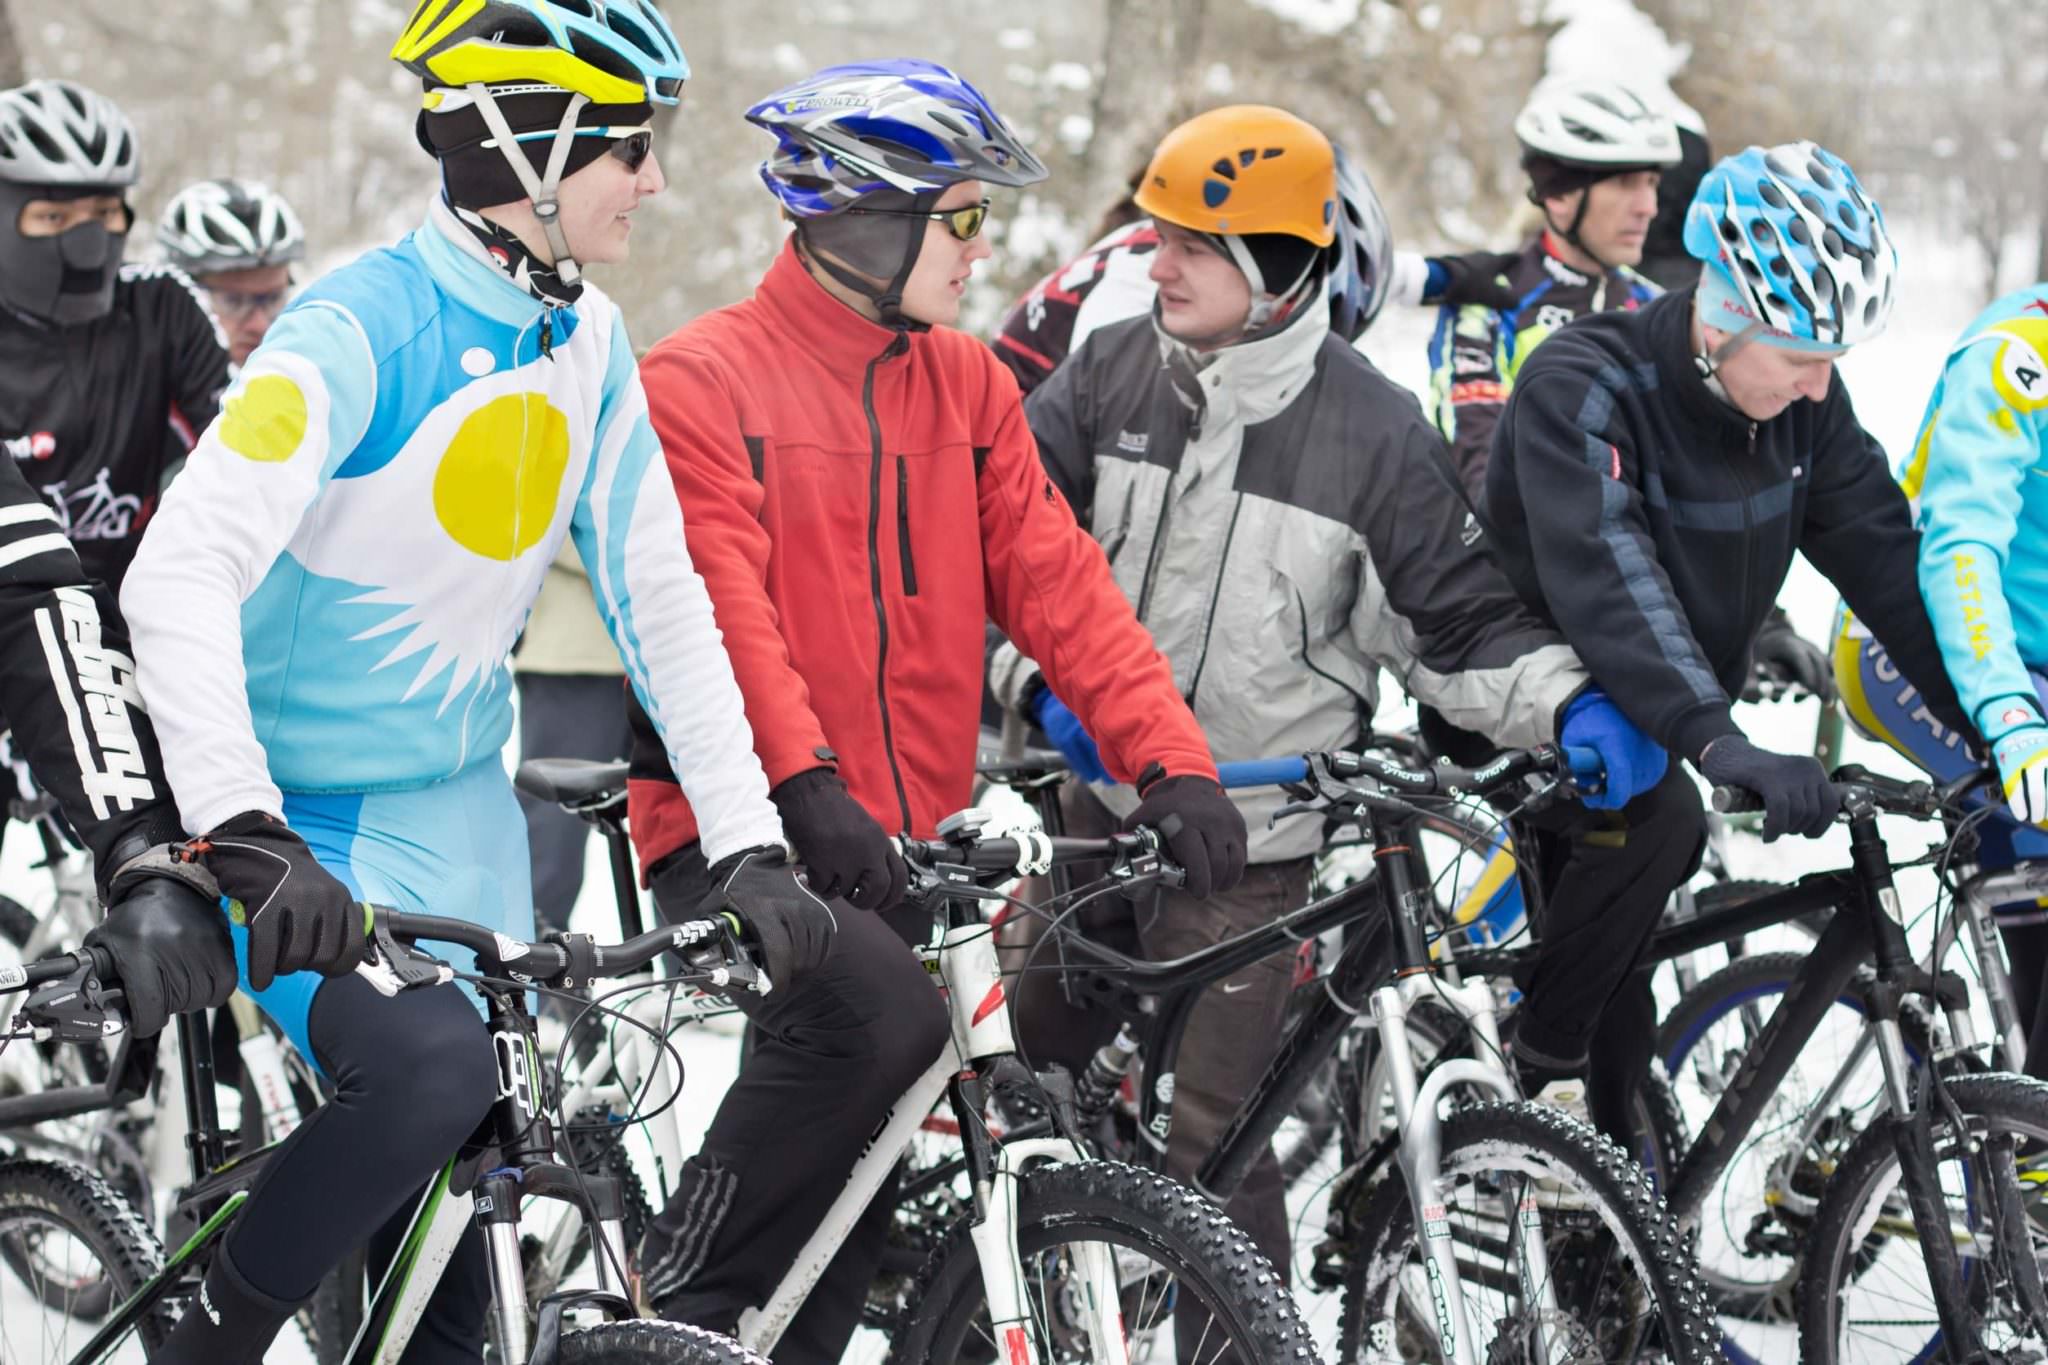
[747,59,1047,218]
[1326,144,1393,342]
[1685,141,1897,347]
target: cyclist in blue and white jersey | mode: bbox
[116,5,823,1361]
[1835,282,2048,1068]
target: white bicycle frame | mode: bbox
[1370,973,1565,1365]
[731,918,1127,1362]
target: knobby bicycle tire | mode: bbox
[0,1155,172,1358]
[1334,1102,1717,1365]
[1796,1072,2048,1364]
[889,1159,1317,1363]
[555,1317,773,1363]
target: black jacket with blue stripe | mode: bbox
[1484,285,1970,763]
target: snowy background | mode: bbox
[0,0,2041,1360]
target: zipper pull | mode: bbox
[538,312,554,360]
[1747,421,1757,455]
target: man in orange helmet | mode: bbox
[991,106,1634,1290]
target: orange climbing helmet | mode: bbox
[1134,106,1337,246]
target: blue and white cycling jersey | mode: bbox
[122,196,783,864]
[1902,284,2048,745]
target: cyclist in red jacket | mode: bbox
[626,61,1247,1361]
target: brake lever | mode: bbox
[355,915,455,999]
[22,958,125,1042]
[682,922,770,996]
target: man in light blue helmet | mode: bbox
[1485,142,1971,1137]
[118,4,819,1362]
[1833,281,2048,1069]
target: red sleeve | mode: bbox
[974,362,1218,785]
[639,339,831,790]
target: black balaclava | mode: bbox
[794,188,936,331]
[0,183,128,326]
[417,86,651,308]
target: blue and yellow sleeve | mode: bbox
[1910,312,2048,738]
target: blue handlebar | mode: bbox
[1215,757,1311,789]
[1563,745,1605,785]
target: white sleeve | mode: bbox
[1387,250,1434,309]
[119,304,374,834]
[575,318,786,865]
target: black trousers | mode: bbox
[515,672,631,933]
[1513,761,1708,1142]
[644,846,950,1364]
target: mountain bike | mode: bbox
[0,908,774,1365]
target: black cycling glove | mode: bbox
[1746,610,1836,704]
[693,845,837,995]
[85,875,237,1038]
[1125,774,1248,900]
[184,811,367,992]
[770,767,907,911]
[1700,736,1840,842]
[1429,250,1523,311]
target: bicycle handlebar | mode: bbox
[1709,763,1986,822]
[895,824,1183,900]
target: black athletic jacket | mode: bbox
[0,449,183,893]
[0,264,229,595]
[1486,285,1969,762]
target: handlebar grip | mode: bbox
[1216,757,1309,789]
[1712,785,1766,814]
[1561,746,1605,785]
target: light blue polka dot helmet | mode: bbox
[1685,141,1897,346]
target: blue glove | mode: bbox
[1558,687,1668,810]
[1032,685,1111,784]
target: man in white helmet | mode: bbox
[157,178,306,366]
[1427,79,1681,506]
[0,80,229,596]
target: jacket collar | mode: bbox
[1648,285,1753,433]
[1153,280,1329,431]
[417,196,559,330]
[756,237,916,375]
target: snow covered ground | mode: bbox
[0,220,2010,1364]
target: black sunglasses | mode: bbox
[606,130,654,173]
[844,198,991,242]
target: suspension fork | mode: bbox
[1849,809,1988,1359]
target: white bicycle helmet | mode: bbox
[157,179,305,275]
[0,80,137,188]
[1515,79,1682,171]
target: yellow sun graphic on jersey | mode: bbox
[288,373,587,714]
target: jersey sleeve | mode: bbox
[0,455,185,872]
[1910,325,2048,737]
[575,314,786,865]
[119,302,374,835]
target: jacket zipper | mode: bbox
[1132,475,1178,622]
[863,335,913,834]
[1293,586,1374,714]
[1729,421,1758,654]
[1182,493,1245,706]
[895,456,918,597]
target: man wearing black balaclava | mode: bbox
[0,79,229,598]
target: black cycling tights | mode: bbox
[154,972,498,1365]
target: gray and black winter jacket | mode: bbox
[990,296,1588,861]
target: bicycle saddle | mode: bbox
[514,757,630,807]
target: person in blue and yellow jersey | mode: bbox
[1835,283,2048,1070]
[117,4,828,1362]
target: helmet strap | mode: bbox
[1692,307,1767,408]
[468,83,587,289]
